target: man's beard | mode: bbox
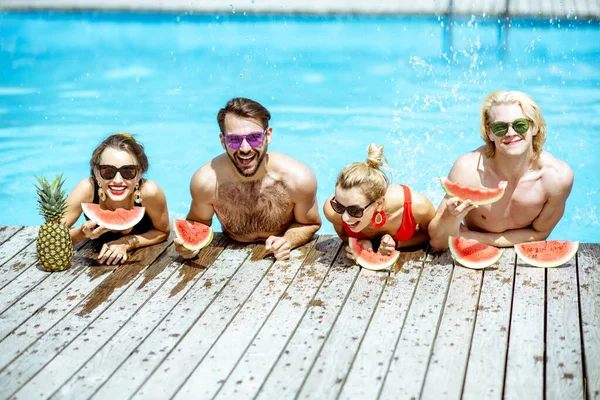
[227,146,267,177]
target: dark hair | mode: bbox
[89,133,149,177]
[217,97,271,133]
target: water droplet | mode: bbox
[230,4,235,13]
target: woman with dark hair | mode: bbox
[63,133,170,264]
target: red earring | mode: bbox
[371,209,386,228]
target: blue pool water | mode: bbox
[0,12,599,242]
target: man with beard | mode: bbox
[428,90,574,250]
[175,97,322,260]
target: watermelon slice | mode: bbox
[448,236,503,269]
[348,237,400,271]
[81,203,145,231]
[515,240,579,268]
[174,220,214,251]
[440,178,508,206]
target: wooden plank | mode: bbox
[91,241,252,400]
[0,241,100,355]
[215,236,341,400]
[463,248,516,400]
[337,250,425,400]
[546,255,584,399]
[296,267,388,399]
[504,264,545,400]
[421,264,484,400]
[49,235,228,400]
[174,239,318,399]
[0,239,89,315]
[378,250,453,400]
[130,244,275,399]
[0,239,170,398]
[577,243,600,400]
[0,226,37,271]
[255,247,360,399]
[13,241,180,399]
[0,226,22,247]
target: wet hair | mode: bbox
[336,144,389,202]
[89,133,149,177]
[217,97,271,133]
[480,90,547,161]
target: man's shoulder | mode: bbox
[539,151,574,190]
[269,152,316,183]
[447,147,486,183]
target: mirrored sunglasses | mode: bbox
[98,165,138,180]
[223,129,266,150]
[489,118,531,137]
[330,198,375,218]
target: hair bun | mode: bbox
[365,143,384,169]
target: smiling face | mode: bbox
[488,103,536,157]
[95,147,140,202]
[333,186,378,233]
[220,113,272,177]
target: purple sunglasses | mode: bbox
[223,129,267,150]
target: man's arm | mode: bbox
[428,155,479,251]
[265,166,322,260]
[175,165,217,259]
[461,164,574,247]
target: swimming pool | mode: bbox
[1,12,599,242]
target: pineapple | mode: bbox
[34,174,73,272]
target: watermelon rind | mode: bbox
[515,240,579,268]
[81,203,145,231]
[349,237,400,271]
[440,178,508,206]
[174,220,214,251]
[448,236,504,270]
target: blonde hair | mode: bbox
[336,144,389,201]
[480,90,546,161]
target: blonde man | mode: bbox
[324,143,435,259]
[428,90,574,251]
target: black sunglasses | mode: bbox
[330,198,375,218]
[489,118,532,137]
[98,165,138,180]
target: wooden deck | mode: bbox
[0,225,598,400]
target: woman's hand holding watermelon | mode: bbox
[378,234,396,256]
[98,241,129,265]
[345,239,372,262]
[80,220,113,240]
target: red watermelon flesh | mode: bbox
[515,240,578,268]
[81,203,145,231]
[448,236,503,269]
[440,178,507,206]
[174,220,213,251]
[349,237,400,271]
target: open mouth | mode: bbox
[108,185,128,195]
[236,152,256,166]
[346,221,360,230]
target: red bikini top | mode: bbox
[342,185,416,242]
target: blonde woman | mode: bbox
[63,133,170,264]
[324,144,435,258]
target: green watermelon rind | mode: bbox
[349,237,400,271]
[81,203,146,231]
[514,240,579,268]
[174,220,214,251]
[448,236,504,270]
[440,178,508,206]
